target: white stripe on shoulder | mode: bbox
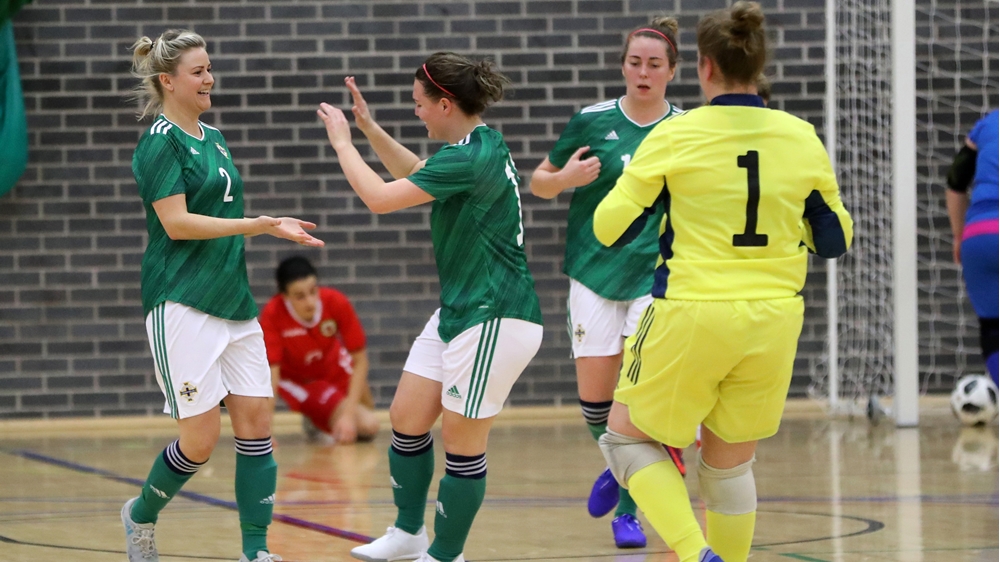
[150,120,165,135]
[580,99,617,114]
[201,121,220,131]
[456,132,471,145]
[160,123,173,135]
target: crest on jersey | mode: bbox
[215,142,229,159]
[320,319,338,337]
[179,382,198,402]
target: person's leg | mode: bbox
[220,317,284,561]
[426,411,494,562]
[569,281,642,535]
[961,232,999,384]
[425,317,542,562]
[699,427,758,562]
[602,402,711,562]
[698,298,803,562]
[127,301,230,561]
[388,372,443,534]
[131,408,220,524]
[226,394,277,561]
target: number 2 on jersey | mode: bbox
[733,151,768,247]
[505,156,525,246]
[219,167,233,203]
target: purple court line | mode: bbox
[4,449,375,544]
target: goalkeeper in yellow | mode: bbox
[592,3,853,562]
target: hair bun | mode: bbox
[132,36,154,58]
[730,1,764,36]
[650,16,679,37]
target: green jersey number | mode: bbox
[504,156,525,246]
[219,167,233,203]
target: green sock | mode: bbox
[235,438,277,559]
[587,421,607,441]
[131,440,201,524]
[427,470,486,562]
[615,486,638,517]
[389,431,435,535]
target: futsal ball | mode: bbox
[949,374,999,426]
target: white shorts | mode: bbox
[145,301,273,419]
[403,309,543,419]
[567,279,653,358]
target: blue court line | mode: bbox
[3,449,375,544]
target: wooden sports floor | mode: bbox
[0,399,996,562]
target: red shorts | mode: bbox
[277,378,347,432]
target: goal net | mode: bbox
[813,0,998,415]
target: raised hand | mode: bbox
[562,146,601,188]
[317,103,352,151]
[268,217,325,247]
[345,76,373,130]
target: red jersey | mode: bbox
[260,287,366,387]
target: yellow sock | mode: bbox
[628,461,707,562]
[706,510,755,562]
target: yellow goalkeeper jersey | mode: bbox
[594,94,853,300]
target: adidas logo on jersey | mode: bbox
[446,386,462,399]
[150,486,168,499]
[604,130,619,141]
[436,501,447,518]
[190,147,199,155]
[390,476,402,489]
[260,494,275,505]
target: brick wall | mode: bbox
[0,0,992,418]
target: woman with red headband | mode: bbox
[318,52,542,562]
[529,17,683,549]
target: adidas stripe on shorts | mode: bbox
[403,309,543,419]
[567,278,653,358]
[145,301,273,419]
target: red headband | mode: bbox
[422,63,456,98]
[630,28,676,55]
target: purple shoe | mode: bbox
[587,468,619,518]
[699,547,724,562]
[611,513,647,549]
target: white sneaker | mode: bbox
[350,526,429,561]
[415,554,465,562]
[121,497,158,561]
[238,551,283,562]
[303,417,336,445]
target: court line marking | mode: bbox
[3,448,375,544]
[780,554,829,562]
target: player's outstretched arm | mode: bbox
[529,148,601,199]
[344,76,424,179]
[318,103,434,214]
[152,194,323,246]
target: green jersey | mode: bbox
[549,98,684,301]
[409,125,542,342]
[133,115,257,321]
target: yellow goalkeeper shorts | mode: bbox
[615,296,804,448]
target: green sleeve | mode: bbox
[134,133,186,204]
[548,112,590,169]
[408,145,475,201]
